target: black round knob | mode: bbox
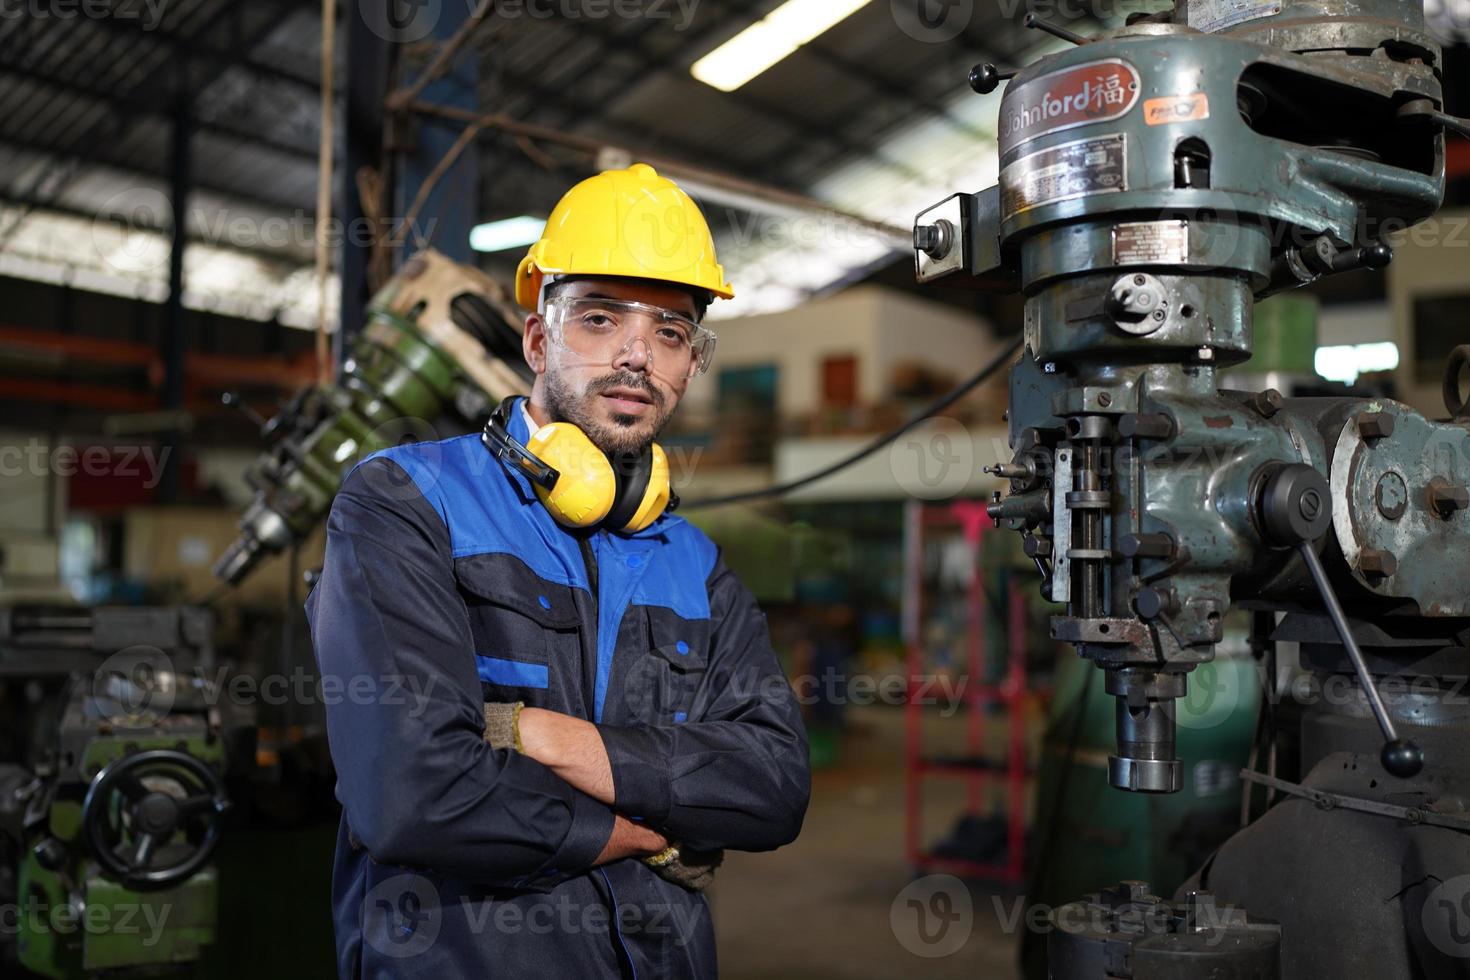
[1381,739,1424,778]
[969,64,1016,95]
[136,792,181,836]
[1360,244,1394,269]
[1259,463,1332,545]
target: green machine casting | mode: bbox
[213,250,532,587]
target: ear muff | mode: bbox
[525,424,616,528]
[602,445,670,534]
[482,397,673,533]
[617,445,672,534]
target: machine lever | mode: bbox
[1023,13,1088,45]
[1258,463,1423,778]
[220,391,267,430]
[1327,243,1393,275]
[969,14,1089,96]
[1397,99,1470,140]
[1297,540,1424,778]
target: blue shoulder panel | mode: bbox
[359,416,589,591]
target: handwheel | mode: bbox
[81,750,229,891]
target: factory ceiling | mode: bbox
[0,0,1124,326]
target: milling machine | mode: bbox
[913,2,1470,976]
[213,249,531,587]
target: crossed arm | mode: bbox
[309,459,809,889]
[513,709,668,864]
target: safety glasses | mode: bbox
[544,296,718,380]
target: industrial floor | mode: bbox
[714,704,1030,980]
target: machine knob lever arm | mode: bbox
[1296,541,1424,778]
[1398,99,1470,141]
[1259,464,1424,778]
[968,13,1092,96]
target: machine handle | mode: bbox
[1296,540,1423,778]
[1398,99,1470,140]
[1259,464,1424,778]
[1023,13,1089,45]
[968,12,1091,95]
[220,390,268,430]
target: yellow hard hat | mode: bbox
[515,163,734,311]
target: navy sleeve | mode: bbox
[597,556,811,852]
[306,457,615,886]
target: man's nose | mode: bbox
[613,335,652,373]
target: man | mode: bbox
[307,163,810,979]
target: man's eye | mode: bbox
[581,313,616,330]
[657,327,689,346]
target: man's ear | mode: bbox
[523,314,548,375]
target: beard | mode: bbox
[543,369,673,455]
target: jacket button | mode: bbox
[538,595,551,610]
[676,641,689,655]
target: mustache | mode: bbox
[585,372,665,409]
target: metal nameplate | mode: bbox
[1001,134,1127,219]
[1113,221,1190,265]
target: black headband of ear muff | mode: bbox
[481,397,559,491]
[602,447,654,532]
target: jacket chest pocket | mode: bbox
[623,609,711,726]
[454,557,582,704]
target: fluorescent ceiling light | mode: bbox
[691,0,874,93]
[1315,342,1400,385]
[469,215,545,253]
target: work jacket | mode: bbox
[306,399,810,979]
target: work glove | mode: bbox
[482,701,524,752]
[643,844,724,892]
[482,703,722,890]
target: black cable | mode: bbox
[683,337,1023,510]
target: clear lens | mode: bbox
[546,297,716,378]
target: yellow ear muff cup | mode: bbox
[621,444,672,534]
[526,424,616,528]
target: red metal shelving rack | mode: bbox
[903,498,1033,885]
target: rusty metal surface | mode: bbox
[1329,401,1470,615]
